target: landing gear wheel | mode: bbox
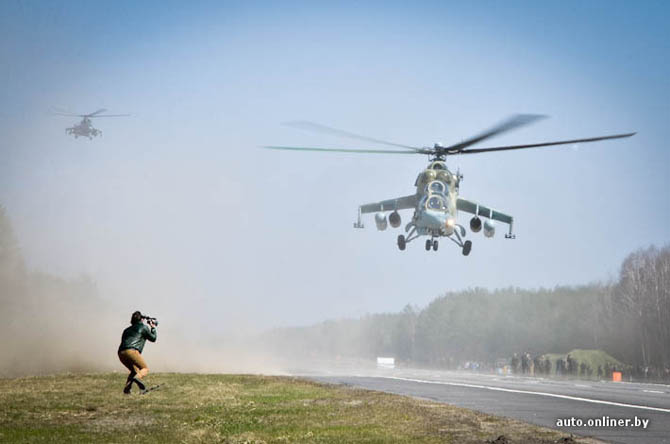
[425,239,432,251]
[432,240,439,251]
[462,240,472,256]
[397,235,406,251]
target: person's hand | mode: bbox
[149,320,157,328]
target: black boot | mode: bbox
[132,377,146,391]
[123,374,134,394]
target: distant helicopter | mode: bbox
[51,108,129,139]
[266,115,635,255]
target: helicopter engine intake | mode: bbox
[374,213,388,231]
[470,216,482,233]
[389,210,401,228]
[484,219,496,238]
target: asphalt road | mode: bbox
[303,368,670,444]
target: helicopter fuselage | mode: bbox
[397,159,474,253]
[411,160,459,237]
[356,157,511,255]
[66,117,101,139]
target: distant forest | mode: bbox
[265,244,670,380]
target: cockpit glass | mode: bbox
[429,181,446,194]
[427,196,444,210]
[431,163,445,170]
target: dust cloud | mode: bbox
[0,205,291,378]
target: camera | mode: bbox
[141,315,159,326]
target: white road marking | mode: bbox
[643,390,664,394]
[378,376,670,413]
[575,384,590,388]
[605,380,670,388]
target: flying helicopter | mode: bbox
[51,108,129,139]
[265,115,635,255]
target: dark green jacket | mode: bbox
[118,322,157,353]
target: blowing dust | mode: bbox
[0,205,289,378]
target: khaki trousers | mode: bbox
[118,349,148,376]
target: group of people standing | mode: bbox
[509,352,618,380]
[510,352,548,376]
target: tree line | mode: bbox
[264,245,670,381]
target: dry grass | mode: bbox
[0,373,598,443]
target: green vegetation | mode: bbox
[265,286,613,366]
[266,245,670,381]
[0,373,588,443]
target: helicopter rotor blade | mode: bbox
[456,132,636,155]
[444,114,547,153]
[284,121,422,151]
[89,114,131,118]
[264,145,422,154]
[51,112,81,117]
[49,107,82,117]
[86,108,108,117]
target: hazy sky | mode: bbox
[1,1,668,332]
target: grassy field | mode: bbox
[0,373,594,443]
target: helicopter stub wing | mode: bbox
[457,198,513,225]
[360,194,418,214]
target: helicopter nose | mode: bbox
[422,210,455,234]
[423,210,446,226]
[444,217,456,235]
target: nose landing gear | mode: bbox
[423,238,439,251]
[395,226,463,254]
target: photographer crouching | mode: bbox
[118,311,158,394]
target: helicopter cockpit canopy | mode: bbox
[427,180,447,194]
[425,194,446,210]
[423,179,449,211]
